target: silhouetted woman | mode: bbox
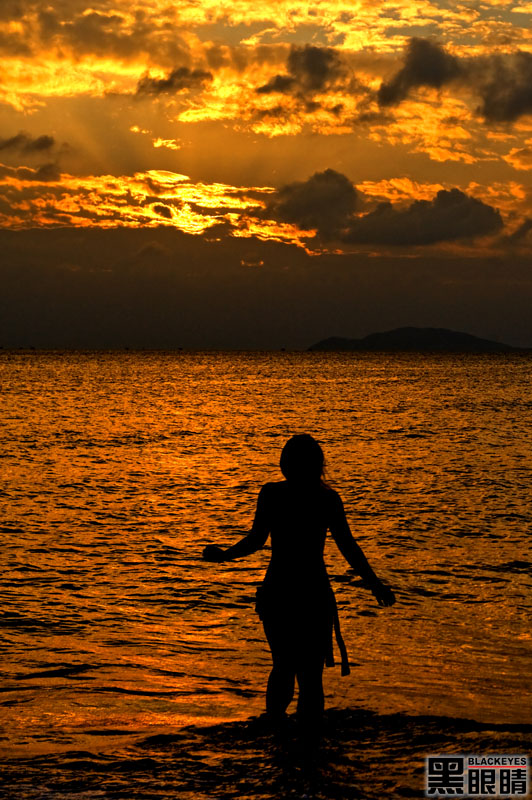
[203,434,395,732]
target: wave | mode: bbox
[1,709,530,800]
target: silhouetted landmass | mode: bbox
[308,326,521,352]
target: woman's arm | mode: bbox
[203,485,270,562]
[329,492,395,607]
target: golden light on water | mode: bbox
[2,351,531,777]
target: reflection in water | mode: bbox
[1,351,531,795]
[2,709,531,799]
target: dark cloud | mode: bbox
[136,66,213,95]
[344,189,502,245]
[32,162,61,182]
[25,134,55,152]
[37,8,61,42]
[288,45,342,91]
[23,6,191,67]
[0,29,31,55]
[0,133,55,153]
[254,105,287,121]
[266,169,357,238]
[0,162,60,182]
[0,1,24,21]
[377,38,532,124]
[266,172,500,245]
[0,165,17,180]
[256,45,343,96]
[0,0,32,52]
[51,10,183,62]
[153,204,173,219]
[505,218,532,244]
[257,74,296,94]
[473,51,532,122]
[39,9,136,57]
[378,38,462,106]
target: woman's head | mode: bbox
[280,434,325,484]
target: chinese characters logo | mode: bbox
[426,755,529,796]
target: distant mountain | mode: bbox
[308,327,520,352]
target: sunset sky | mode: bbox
[2,0,532,348]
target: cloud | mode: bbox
[136,67,213,95]
[505,218,532,243]
[41,9,189,64]
[288,45,342,92]
[0,161,60,182]
[0,1,24,22]
[378,38,532,124]
[0,132,55,153]
[0,166,311,244]
[32,162,61,182]
[0,6,192,70]
[257,74,295,94]
[153,203,173,219]
[0,27,31,56]
[266,169,358,238]
[0,164,511,250]
[378,38,462,106]
[473,51,532,122]
[344,188,502,245]
[256,44,343,96]
[265,171,502,246]
[504,145,532,171]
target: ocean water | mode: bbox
[1,351,531,799]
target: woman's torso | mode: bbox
[260,480,337,600]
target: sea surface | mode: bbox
[1,350,531,799]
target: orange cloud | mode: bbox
[504,144,532,171]
[2,164,527,257]
[0,164,317,247]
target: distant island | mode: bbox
[308,327,522,353]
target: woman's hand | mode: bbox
[202,544,226,562]
[370,580,396,607]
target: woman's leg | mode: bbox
[266,660,295,718]
[295,655,325,728]
[263,617,296,718]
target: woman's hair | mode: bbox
[280,434,326,484]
